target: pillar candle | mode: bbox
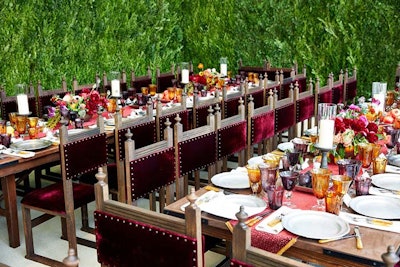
[318,119,335,149]
[181,69,189,84]
[111,79,120,97]
[220,63,227,76]
[17,94,29,115]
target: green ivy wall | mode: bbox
[1,0,399,97]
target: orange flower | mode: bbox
[197,63,204,69]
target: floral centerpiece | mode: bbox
[186,63,224,95]
[333,103,386,159]
[46,87,108,129]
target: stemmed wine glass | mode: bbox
[280,171,299,208]
[311,168,332,211]
[286,151,300,171]
[246,164,261,195]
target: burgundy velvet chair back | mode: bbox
[156,65,176,93]
[178,130,217,176]
[332,83,344,104]
[217,120,247,160]
[116,120,156,161]
[0,84,37,119]
[344,68,357,104]
[128,146,175,201]
[130,67,152,91]
[62,131,108,180]
[37,79,68,117]
[280,77,293,100]
[250,109,275,146]
[193,94,221,128]
[237,58,268,78]
[295,76,307,93]
[95,210,199,267]
[274,102,295,135]
[159,109,189,140]
[223,96,241,118]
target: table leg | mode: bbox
[1,174,20,248]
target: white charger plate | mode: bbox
[349,195,400,219]
[371,173,400,191]
[211,172,250,189]
[200,194,267,220]
[282,210,350,239]
[277,142,294,152]
[247,155,264,165]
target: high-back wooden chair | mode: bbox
[37,78,68,118]
[174,112,217,198]
[192,88,221,128]
[314,75,334,128]
[294,79,315,137]
[101,70,128,95]
[247,94,275,160]
[273,84,296,148]
[215,99,247,171]
[20,117,108,266]
[238,59,269,78]
[124,122,175,212]
[94,170,204,267]
[0,83,38,119]
[330,70,344,104]
[156,65,176,93]
[243,80,266,111]
[221,85,243,119]
[130,67,152,91]
[155,95,189,141]
[231,206,312,267]
[113,103,156,203]
[344,67,357,104]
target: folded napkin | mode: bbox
[385,164,400,174]
[339,212,400,233]
[255,206,294,234]
[1,149,35,158]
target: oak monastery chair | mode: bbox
[94,169,204,267]
[221,85,243,119]
[343,67,357,104]
[155,94,189,141]
[113,102,156,203]
[0,82,38,119]
[246,94,275,160]
[330,70,345,104]
[273,83,296,148]
[215,99,247,172]
[156,64,176,93]
[314,75,334,128]
[130,66,152,91]
[174,112,217,198]
[20,117,108,266]
[231,206,312,267]
[37,78,68,118]
[124,121,175,212]
[192,87,221,128]
[294,79,315,137]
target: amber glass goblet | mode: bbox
[311,168,332,211]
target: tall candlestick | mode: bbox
[111,79,120,97]
[17,94,29,115]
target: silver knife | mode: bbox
[354,226,363,249]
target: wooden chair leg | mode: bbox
[149,192,157,211]
[21,205,35,257]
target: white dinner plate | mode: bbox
[371,173,400,191]
[277,142,294,152]
[200,194,267,220]
[247,155,264,165]
[211,172,250,189]
[349,195,400,219]
[282,210,350,239]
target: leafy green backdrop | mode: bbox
[1,0,399,98]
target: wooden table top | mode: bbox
[164,186,400,267]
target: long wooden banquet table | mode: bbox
[164,185,400,267]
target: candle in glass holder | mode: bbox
[220,57,227,76]
[181,62,189,84]
[317,103,337,149]
[17,94,29,115]
[111,79,120,97]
